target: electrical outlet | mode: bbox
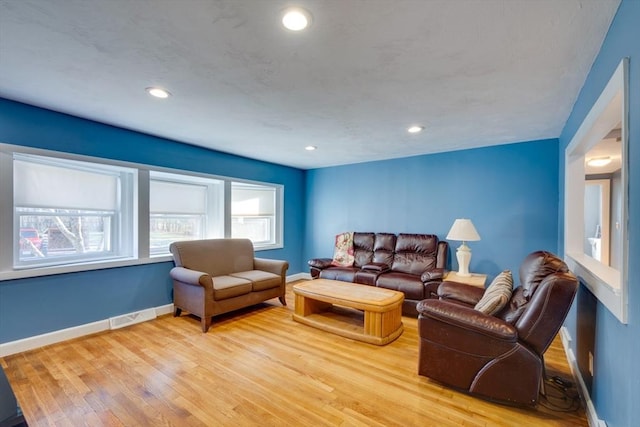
[588,351,594,376]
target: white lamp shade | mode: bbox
[446,219,481,242]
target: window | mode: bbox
[12,153,135,268]
[0,145,284,279]
[231,182,282,249]
[149,171,223,255]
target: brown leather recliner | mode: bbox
[416,251,578,406]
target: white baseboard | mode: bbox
[0,273,309,357]
[0,303,174,358]
[559,327,607,427]
[287,272,312,282]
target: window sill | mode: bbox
[0,255,174,282]
[565,252,626,323]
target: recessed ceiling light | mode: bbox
[282,7,312,31]
[407,126,424,134]
[587,156,612,167]
[146,87,171,99]
[305,145,317,151]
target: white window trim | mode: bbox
[564,58,629,324]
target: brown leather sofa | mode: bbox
[170,238,289,332]
[308,233,448,316]
[416,251,578,406]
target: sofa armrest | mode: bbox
[417,299,517,342]
[170,266,212,288]
[421,268,445,281]
[437,281,485,306]
[308,258,333,269]
[361,262,390,272]
[255,257,289,277]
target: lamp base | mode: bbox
[456,242,472,277]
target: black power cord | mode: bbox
[538,375,581,412]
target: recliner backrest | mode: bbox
[372,233,396,266]
[519,251,569,297]
[391,234,438,275]
[497,251,578,355]
[353,232,375,267]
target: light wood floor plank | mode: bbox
[1,283,587,426]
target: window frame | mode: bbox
[0,143,285,281]
[230,180,283,250]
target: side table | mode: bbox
[444,271,487,288]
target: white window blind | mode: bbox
[14,156,119,210]
[150,180,207,214]
[231,185,275,216]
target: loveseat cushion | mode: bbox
[376,272,425,300]
[212,276,252,300]
[231,270,282,292]
[391,234,437,275]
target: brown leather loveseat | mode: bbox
[308,233,448,316]
[416,251,578,406]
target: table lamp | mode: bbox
[446,218,481,277]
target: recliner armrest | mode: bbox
[255,257,289,276]
[437,281,485,306]
[170,266,212,288]
[361,262,390,272]
[421,268,445,281]
[417,299,517,342]
[308,258,333,269]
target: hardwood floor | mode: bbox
[1,283,587,426]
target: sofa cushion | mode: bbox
[331,232,355,267]
[391,234,437,275]
[212,275,253,300]
[171,238,255,276]
[319,267,358,282]
[353,232,375,267]
[475,270,514,315]
[376,272,425,300]
[373,233,396,266]
[231,270,282,292]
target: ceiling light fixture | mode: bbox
[146,87,171,99]
[407,126,424,134]
[305,145,317,151]
[587,156,612,167]
[282,7,312,31]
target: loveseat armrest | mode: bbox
[308,258,333,269]
[254,257,289,277]
[421,268,445,281]
[417,300,517,342]
[170,266,212,288]
[437,281,485,306]
[361,262,390,272]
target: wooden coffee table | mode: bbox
[292,279,404,345]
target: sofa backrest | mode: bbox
[373,233,396,266]
[170,238,255,276]
[353,232,375,267]
[391,234,439,275]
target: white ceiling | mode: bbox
[0,0,621,170]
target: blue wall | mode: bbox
[559,0,638,425]
[0,98,306,343]
[304,139,560,281]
